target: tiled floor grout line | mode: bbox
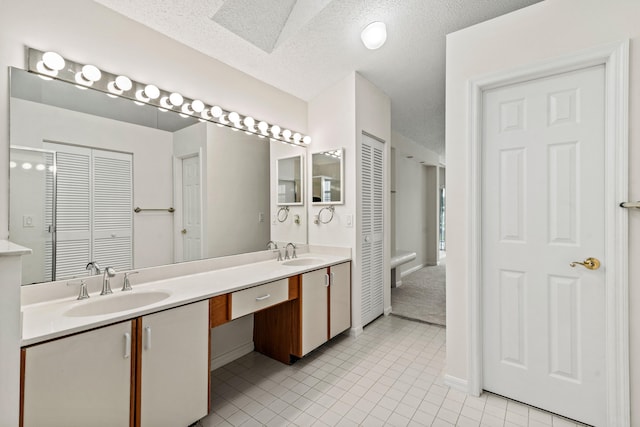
[199,316,588,427]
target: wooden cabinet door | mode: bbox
[22,321,133,427]
[301,268,329,356]
[329,262,351,339]
[139,300,209,427]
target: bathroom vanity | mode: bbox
[19,251,351,427]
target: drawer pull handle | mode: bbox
[255,294,271,301]
[324,273,330,287]
[124,332,131,359]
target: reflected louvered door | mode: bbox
[44,143,133,280]
[361,134,385,326]
[45,143,91,280]
[93,151,133,271]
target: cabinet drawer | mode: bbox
[231,279,288,319]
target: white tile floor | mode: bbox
[198,316,588,427]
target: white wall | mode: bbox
[445,0,640,421]
[307,72,391,334]
[10,98,175,271]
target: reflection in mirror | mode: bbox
[8,67,307,285]
[312,149,344,204]
[277,155,303,205]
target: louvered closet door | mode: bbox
[361,134,385,326]
[93,150,133,271]
[44,143,133,279]
[44,143,91,280]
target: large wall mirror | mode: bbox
[9,67,307,285]
[311,149,344,204]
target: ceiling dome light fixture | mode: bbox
[361,21,387,50]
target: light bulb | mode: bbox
[201,109,212,120]
[302,136,311,145]
[36,164,46,171]
[135,89,149,102]
[42,51,65,71]
[160,97,172,109]
[169,92,184,107]
[271,125,281,137]
[293,133,302,143]
[22,162,33,170]
[144,84,160,100]
[361,21,387,50]
[243,116,255,128]
[282,129,292,141]
[258,121,269,133]
[74,72,92,86]
[191,99,205,113]
[81,65,102,82]
[228,111,240,124]
[211,106,223,118]
[9,161,16,169]
[181,104,193,115]
[115,75,132,91]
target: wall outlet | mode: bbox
[345,214,353,228]
[23,215,34,228]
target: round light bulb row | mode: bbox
[28,49,312,146]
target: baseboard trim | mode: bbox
[400,263,427,278]
[384,306,392,316]
[211,342,254,371]
[444,374,469,394]
[349,326,363,338]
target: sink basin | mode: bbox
[64,291,171,317]
[282,258,325,267]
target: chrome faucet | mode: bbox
[285,243,297,260]
[86,261,101,276]
[122,271,138,292]
[266,240,278,250]
[267,240,283,261]
[101,267,116,295]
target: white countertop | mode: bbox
[0,240,32,257]
[21,253,350,346]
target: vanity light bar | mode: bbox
[27,48,312,146]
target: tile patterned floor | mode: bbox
[198,316,588,427]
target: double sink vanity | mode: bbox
[19,247,351,427]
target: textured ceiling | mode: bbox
[93,0,542,157]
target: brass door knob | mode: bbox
[569,257,600,270]
[181,229,187,234]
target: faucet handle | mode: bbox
[122,271,139,292]
[67,279,89,300]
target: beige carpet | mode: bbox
[391,262,446,326]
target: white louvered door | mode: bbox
[361,134,385,326]
[44,143,133,279]
[93,150,133,271]
[45,143,92,280]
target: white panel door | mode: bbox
[482,66,606,426]
[329,262,351,339]
[140,301,209,427]
[361,134,385,326]
[23,321,132,427]
[301,268,329,356]
[182,155,202,261]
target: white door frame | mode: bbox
[466,41,629,425]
